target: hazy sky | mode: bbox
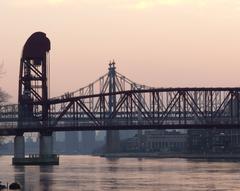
[1,0,240,103]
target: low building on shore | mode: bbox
[188,129,240,154]
[121,130,188,153]
[144,130,188,153]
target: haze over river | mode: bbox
[1,155,240,191]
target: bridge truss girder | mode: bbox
[1,88,240,135]
[46,88,240,131]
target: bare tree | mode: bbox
[0,88,8,143]
[0,65,9,146]
[0,88,9,105]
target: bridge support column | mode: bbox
[40,133,53,157]
[14,135,25,159]
[12,132,58,165]
[106,130,120,153]
[105,62,121,154]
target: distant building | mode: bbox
[25,136,39,154]
[188,129,240,153]
[81,131,96,154]
[95,131,105,141]
[65,131,79,154]
[0,140,13,155]
[120,130,137,140]
[121,130,188,153]
[144,130,188,153]
[121,135,139,152]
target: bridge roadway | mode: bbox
[0,87,240,136]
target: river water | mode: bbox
[1,155,240,191]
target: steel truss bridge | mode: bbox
[1,74,240,136]
[0,32,240,137]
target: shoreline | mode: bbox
[99,153,240,160]
[2,153,240,160]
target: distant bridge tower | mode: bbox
[13,32,54,164]
[106,61,120,153]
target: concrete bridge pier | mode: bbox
[12,132,59,165]
[39,132,53,157]
[14,135,25,159]
[106,130,120,153]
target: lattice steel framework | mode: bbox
[0,40,240,135]
[46,87,240,131]
[18,32,50,131]
[1,73,240,136]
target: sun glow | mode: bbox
[134,0,206,9]
[47,0,65,4]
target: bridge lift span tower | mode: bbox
[13,32,58,165]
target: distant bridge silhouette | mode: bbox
[0,31,240,136]
[2,32,240,163]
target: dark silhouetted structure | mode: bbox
[13,32,58,165]
[1,32,240,164]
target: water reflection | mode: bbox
[106,158,119,190]
[13,166,54,191]
[106,157,119,162]
[0,156,240,191]
[39,166,53,191]
[13,166,25,191]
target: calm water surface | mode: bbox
[1,155,240,191]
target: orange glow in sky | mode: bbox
[0,0,240,102]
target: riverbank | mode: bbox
[99,152,240,160]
